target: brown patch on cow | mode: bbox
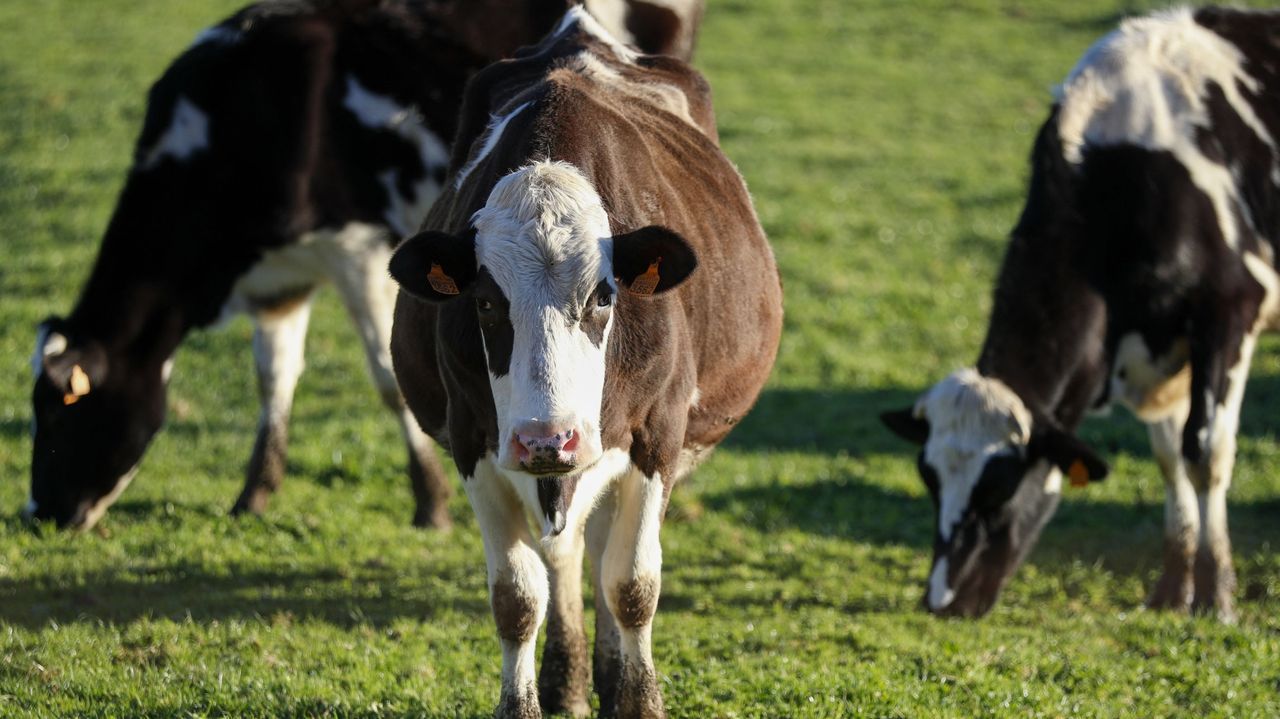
[496,679,542,719]
[611,577,659,629]
[408,443,453,530]
[538,617,590,718]
[246,286,314,318]
[1132,360,1191,422]
[1193,541,1238,623]
[492,579,540,643]
[615,656,666,719]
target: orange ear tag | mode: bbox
[63,364,91,406]
[628,258,662,297]
[427,263,460,296]
[1067,460,1090,488]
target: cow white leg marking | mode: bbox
[231,296,313,516]
[78,465,139,531]
[466,458,548,719]
[538,522,591,717]
[926,557,955,611]
[324,223,452,528]
[601,468,667,719]
[1146,408,1198,611]
[1185,330,1256,622]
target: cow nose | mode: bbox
[512,425,581,473]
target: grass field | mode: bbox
[2,1,1279,716]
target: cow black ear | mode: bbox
[1029,425,1108,484]
[612,226,697,296]
[880,407,930,445]
[40,333,108,404]
[389,229,478,302]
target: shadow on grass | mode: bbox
[0,556,487,630]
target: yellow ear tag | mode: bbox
[629,258,662,297]
[1068,459,1090,488]
[427,263,460,296]
[63,364,91,406]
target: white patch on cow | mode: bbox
[1043,467,1063,495]
[78,465,139,531]
[689,386,701,408]
[453,101,532,191]
[161,356,175,384]
[1056,8,1274,250]
[191,25,241,47]
[343,75,449,236]
[557,4,638,63]
[472,161,616,473]
[224,222,391,319]
[1110,332,1191,422]
[22,497,38,520]
[1243,251,1280,330]
[916,369,1032,542]
[139,97,210,171]
[569,51,694,125]
[927,558,955,610]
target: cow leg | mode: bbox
[601,469,667,719]
[328,229,452,529]
[232,297,313,516]
[1182,301,1261,623]
[538,527,591,718]
[1145,410,1198,611]
[587,485,622,716]
[466,460,548,719]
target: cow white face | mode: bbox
[882,368,1107,617]
[390,161,697,516]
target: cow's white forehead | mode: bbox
[471,161,612,304]
[919,369,1032,541]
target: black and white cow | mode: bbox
[883,7,1280,621]
[24,0,605,531]
[388,8,782,717]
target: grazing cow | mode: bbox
[388,8,782,717]
[25,0,605,531]
[883,7,1280,621]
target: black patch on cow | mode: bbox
[536,475,577,535]
[612,226,698,295]
[473,268,513,378]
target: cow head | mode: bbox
[391,161,695,529]
[881,369,1107,617]
[26,317,168,531]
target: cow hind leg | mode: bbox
[328,227,452,529]
[467,460,548,719]
[1145,411,1198,611]
[538,527,591,718]
[601,469,668,719]
[232,296,313,517]
[1183,304,1261,623]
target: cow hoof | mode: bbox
[411,506,452,531]
[1192,592,1238,625]
[495,691,542,719]
[1145,572,1193,612]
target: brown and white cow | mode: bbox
[388,8,781,717]
[26,0,706,532]
[883,7,1280,621]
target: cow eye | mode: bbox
[596,291,613,308]
[476,298,494,313]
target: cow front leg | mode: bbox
[466,460,548,719]
[538,526,591,718]
[232,296,313,517]
[587,486,622,715]
[1145,411,1198,611]
[601,469,668,719]
[1183,306,1261,622]
[329,228,452,529]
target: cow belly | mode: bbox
[1111,332,1191,422]
[223,222,392,317]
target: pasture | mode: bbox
[2,0,1279,716]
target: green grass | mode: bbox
[3,0,1279,716]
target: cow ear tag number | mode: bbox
[629,258,662,296]
[63,364,91,406]
[1067,459,1090,488]
[428,263,460,296]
